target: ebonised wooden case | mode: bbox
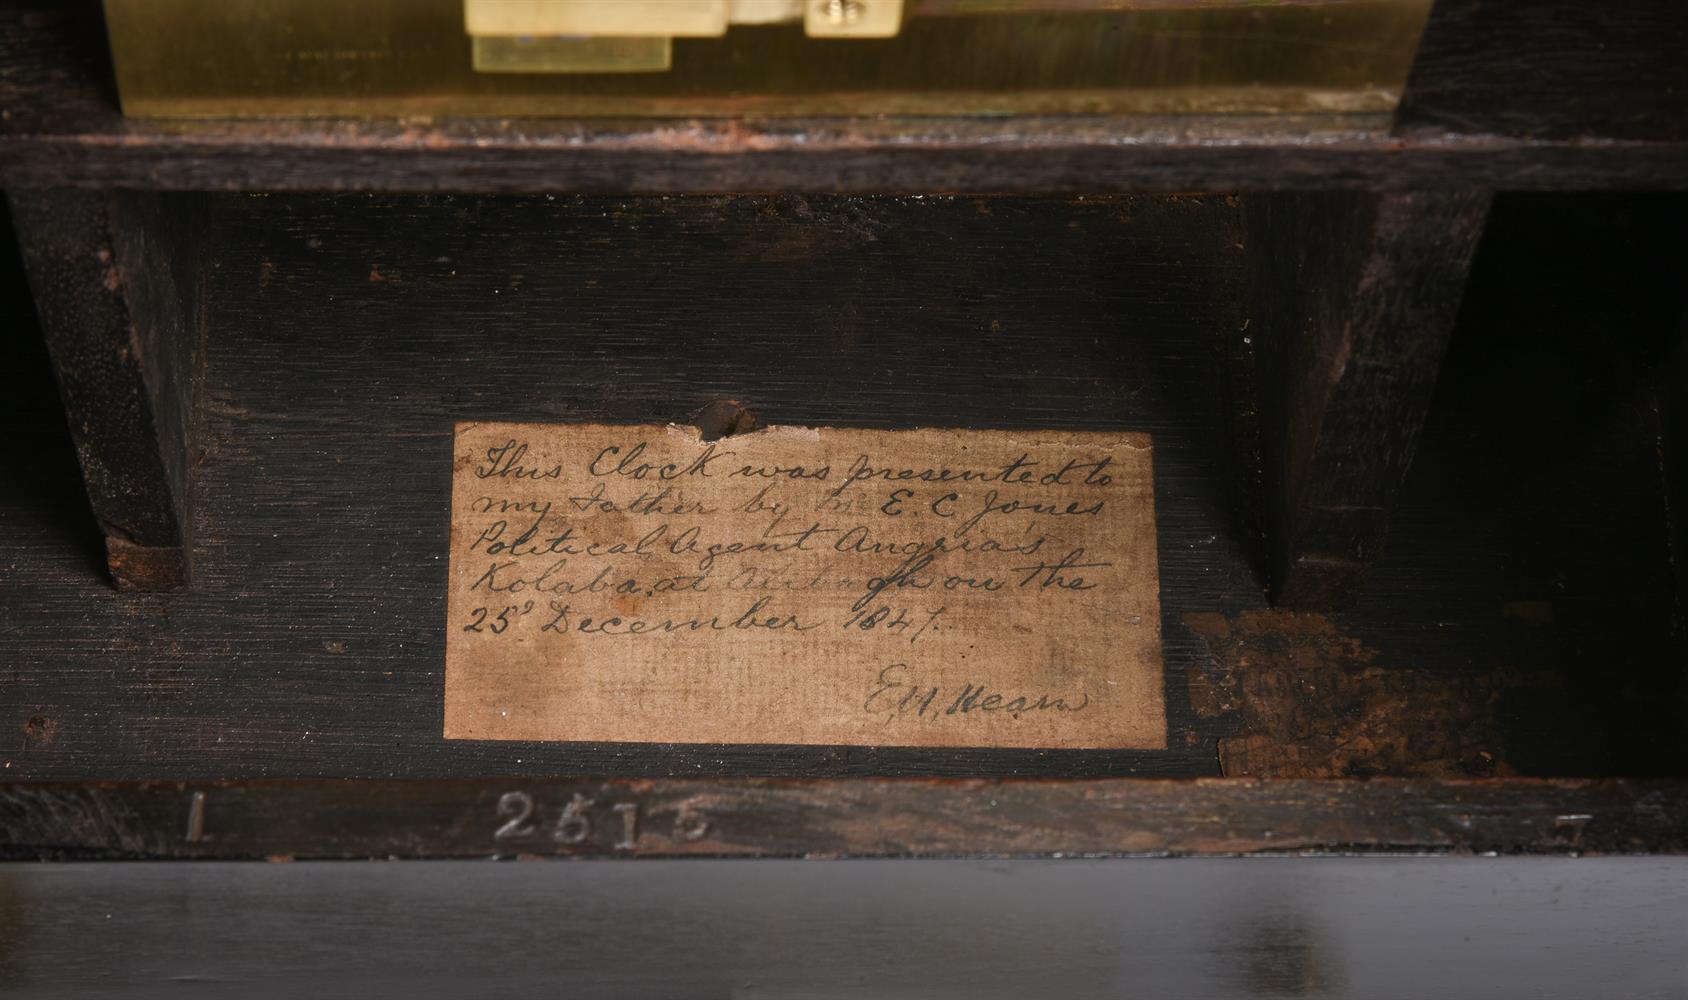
[1,1,1686,867]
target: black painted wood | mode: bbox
[1660,250,1688,633]
[106,191,208,575]
[3,191,1685,783]
[1397,0,1688,142]
[0,0,1684,876]
[1,192,1253,779]
[3,778,1685,860]
[2,859,1682,999]
[1,6,1687,195]
[1346,193,1688,778]
[1244,190,1489,609]
[1670,315,1688,630]
[6,189,202,588]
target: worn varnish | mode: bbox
[7,190,205,589]
[2,778,1685,860]
[7,192,187,588]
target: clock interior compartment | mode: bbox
[4,189,1684,783]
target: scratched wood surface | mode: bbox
[4,779,1686,860]
[2,192,1685,781]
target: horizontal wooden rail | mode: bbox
[3,778,1685,860]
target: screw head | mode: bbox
[821,0,865,27]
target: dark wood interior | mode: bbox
[4,190,1684,789]
[2,0,1686,863]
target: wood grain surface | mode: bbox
[2,192,1684,783]
[1245,190,1489,608]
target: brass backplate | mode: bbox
[104,0,1435,118]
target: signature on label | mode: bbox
[864,662,1090,723]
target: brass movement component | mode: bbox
[462,0,901,72]
[806,0,905,38]
[103,0,1435,118]
[464,1,735,38]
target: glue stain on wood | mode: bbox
[1184,611,1551,779]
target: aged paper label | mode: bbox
[445,423,1165,748]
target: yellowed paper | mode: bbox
[445,422,1165,748]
